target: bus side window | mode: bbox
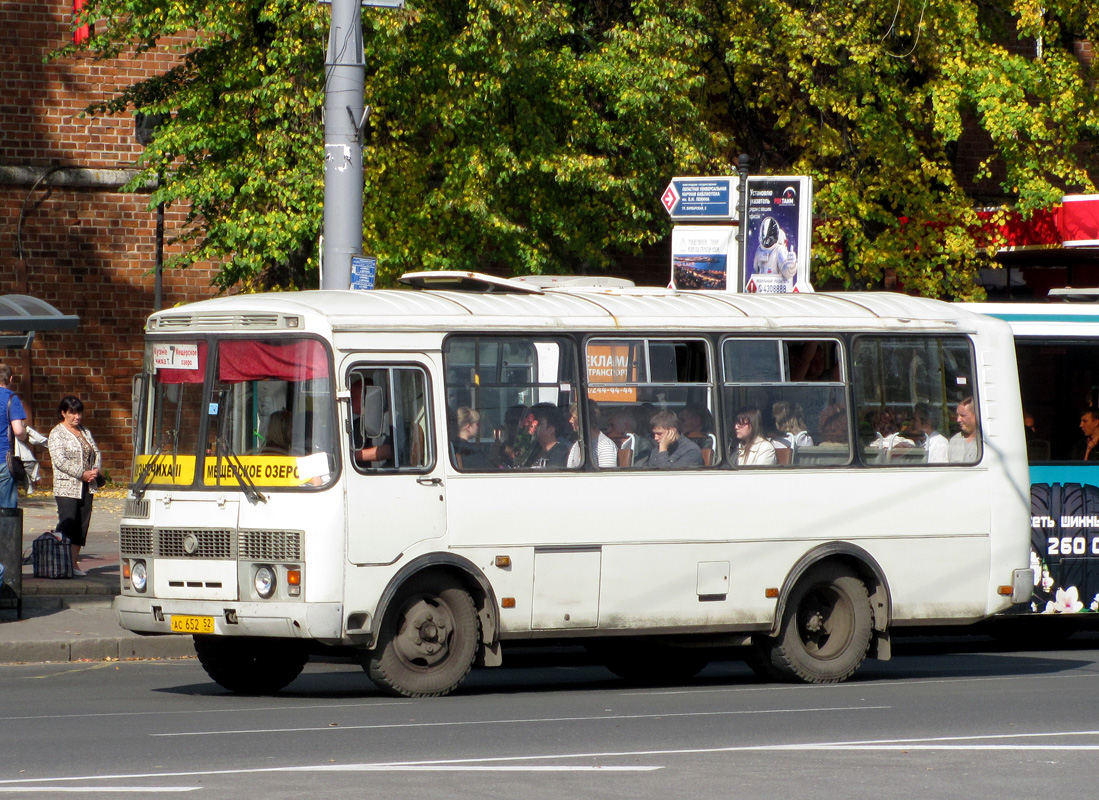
[851,336,980,466]
[443,335,580,471]
[722,338,850,468]
[348,366,433,472]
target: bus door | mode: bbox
[344,360,445,565]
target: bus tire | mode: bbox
[744,637,790,682]
[761,562,873,684]
[193,636,308,695]
[365,575,479,698]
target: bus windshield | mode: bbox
[134,337,336,489]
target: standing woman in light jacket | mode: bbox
[48,396,101,576]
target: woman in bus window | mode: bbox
[773,401,813,449]
[732,407,777,466]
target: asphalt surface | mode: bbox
[0,490,195,663]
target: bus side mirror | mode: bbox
[131,373,149,445]
[359,385,385,438]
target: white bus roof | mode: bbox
[148,287,989,335]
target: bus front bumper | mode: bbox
[116,596,344,643]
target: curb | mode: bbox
[0,633,196,664]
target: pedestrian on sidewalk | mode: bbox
[47,396,102,577]
[0,364,29,510]
[15,426,48,495]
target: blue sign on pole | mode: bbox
[661,176,739,221]
[350,256,377,291]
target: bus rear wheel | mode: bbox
[365,575,479,698]
[193,636,309,695]
[758,562,873,684]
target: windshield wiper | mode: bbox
[132,426,181,501]
[131,444,166,501]
[214,436,267,505]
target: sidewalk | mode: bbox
[0,491,195,664]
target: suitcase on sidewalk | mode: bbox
[31,532,72,579]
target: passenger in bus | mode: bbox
[790,341,827,381]
[453,406,488,469]
[947,397,980,463]
[866,408,915,459]
[731,407,778,466]
[913,402,948,463]
[816,402,849,444]
[524,404,571,469]
[567,405,617,469]
[648,410,703,469]
[606,408,652,465]
[679,403,714,442]
[1072,407,1099,461]
[772,401,813,449]
[260,409,293,454]
[489,404,529,468]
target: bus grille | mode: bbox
[151,313,286,331]
[239,530,302,561]
[124,498,150,519]
[158,529,234,559]
[122,527,301,561]
[119,525,153,556]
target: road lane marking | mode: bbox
[9,729,1099,788]
[150,705,890,737]
[27,662,117,680]
[0,700,409,723]
[0,765,659,787]
[0,788,199,793]
[628,668,1099,696]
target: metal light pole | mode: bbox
[736,153,751,293]
[321,0,403,290]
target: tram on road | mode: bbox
[118,275,1032,695]
[968,297,1099,619]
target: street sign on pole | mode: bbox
[350,255,377,290]
[661,176,739,221]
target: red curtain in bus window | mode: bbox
[217,339,330,382]
[156,342,207,384]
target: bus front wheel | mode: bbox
[364,575,479,698]
[193,636,309,695]
[759,563,873,684]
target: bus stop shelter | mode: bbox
[0,294,80,617]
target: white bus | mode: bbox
[117,275,1032,695]
[967,297,1099,622]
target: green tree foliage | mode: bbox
[693,0,1099,297]
[61,0,719,289]
[58,0,1099,297]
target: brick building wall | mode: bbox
[0,0,219,481]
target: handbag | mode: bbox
[6,396,27,486]
[32,531,73,579]
[94,473,107,489]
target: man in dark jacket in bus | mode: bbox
[1072,407,1099,461]
[648,411,703,469]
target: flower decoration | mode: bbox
[1044,586,1084,614]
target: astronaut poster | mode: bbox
[671,226,737,291]
[743,176,813,293]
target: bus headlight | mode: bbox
[131,560,148,593]
[254,566,277,599]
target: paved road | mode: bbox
[2,637,1098,798]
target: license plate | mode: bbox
[170,615,215,634]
